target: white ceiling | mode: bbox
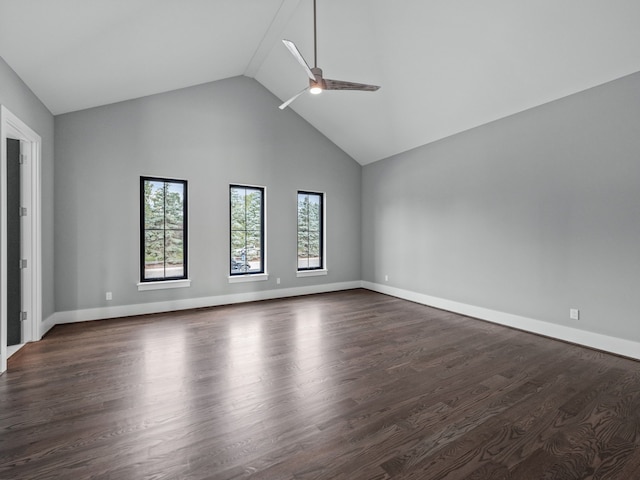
[2,0,640,165]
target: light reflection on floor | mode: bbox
[225,317,265,414]
[142,326,187,401]
[295,310,325,398]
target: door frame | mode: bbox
[0,105,42,373]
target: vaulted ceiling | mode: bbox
[2,0,640,165]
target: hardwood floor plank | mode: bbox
[1,289,640,479]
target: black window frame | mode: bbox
[229,184,265,276]
[140,176,188,282]
[297,190,324,271]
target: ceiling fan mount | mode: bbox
[279,0,380,110]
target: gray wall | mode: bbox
[0,56,55,321]
[362,71,640,342]
[54,76,361,312]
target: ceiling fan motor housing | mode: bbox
[310,67,327,90]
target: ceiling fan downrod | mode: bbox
[313,0,318,68]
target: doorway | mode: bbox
[1,105,42,373]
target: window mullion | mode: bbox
[163,182,167,279]
[244,188,248,268]
[308,196,311,264]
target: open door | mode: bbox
[6,138,22,346]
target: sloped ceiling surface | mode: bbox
[2,0,640,165]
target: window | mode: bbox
[140,177,187,282]
[230,185,265,275]
[297,191,324,270]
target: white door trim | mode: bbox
[0,105,42,373]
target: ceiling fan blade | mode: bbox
[325,79,381,92]
[279,86,309,110]
[282,40,316,81]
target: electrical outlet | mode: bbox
[384,275,389,282]
[569,308,579,320]
[106,292,112,301]
[276,277,281,285]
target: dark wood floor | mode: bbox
[1,289,640,479]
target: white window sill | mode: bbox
[228,273,269,284]
[137,279,191,291]
[297,269,328,278]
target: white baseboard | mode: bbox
[38,280,640,362]
[40,313,57,339]
[51,281,362,326]
[7,343,25,359]
[362,281,640,361]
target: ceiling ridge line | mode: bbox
[244,0,303,78]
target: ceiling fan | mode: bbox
[279,0,381,110]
